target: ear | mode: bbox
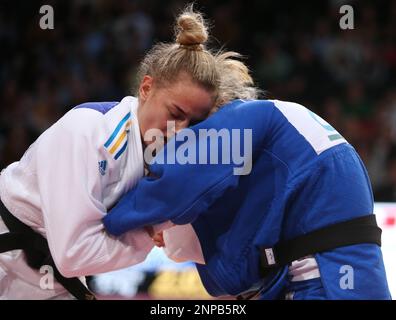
[139,75,154,102]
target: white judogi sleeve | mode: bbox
[150,222,206,265]
[162,224,206,265]
[35,108,153,278]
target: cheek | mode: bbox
[143,104,168,132]
[141,100,156,122]
[152,105,171,131]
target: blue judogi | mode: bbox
[103,99,391,299]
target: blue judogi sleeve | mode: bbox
[103,100,273,236]
[102,99,392,300]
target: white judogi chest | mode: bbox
[0,96,155,299]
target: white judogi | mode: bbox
[0,95,314,299]
[0,96,155,299]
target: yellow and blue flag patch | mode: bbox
[104,112,132,160]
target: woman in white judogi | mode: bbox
[0,8,255,299]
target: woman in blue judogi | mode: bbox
[103,98,391,300]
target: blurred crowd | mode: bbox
[0,0,395,200]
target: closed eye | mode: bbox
[169,110,184,120]
[169,105,186,120]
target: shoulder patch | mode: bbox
[104,112,132,160]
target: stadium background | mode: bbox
[0,0,395,299]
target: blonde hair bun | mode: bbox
[176,6,208,48]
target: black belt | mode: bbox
[0,201,96,300]
[237,214,382,300]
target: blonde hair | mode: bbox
[137,4,259,110]
[214,52,260,110]
[137,5,219,97]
